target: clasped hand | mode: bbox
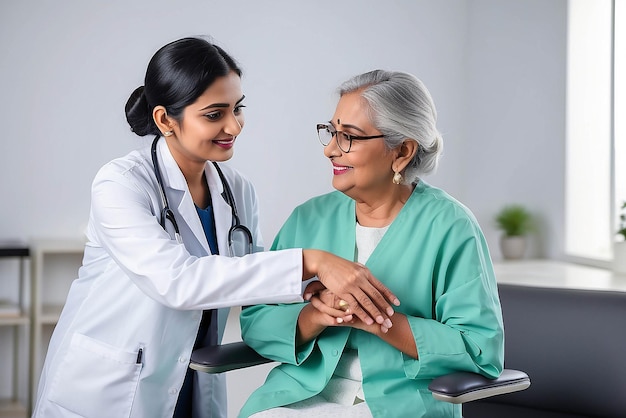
[304,281,393,334]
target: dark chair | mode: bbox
[190,341,530,407]
[462,284,626,418]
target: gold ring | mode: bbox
[338,300,349,310]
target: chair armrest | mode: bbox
[191,343,531,405]
[428,369,530,404]
[189,341,272,373]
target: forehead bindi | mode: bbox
[334,95,372,132]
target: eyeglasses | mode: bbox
[316,123,386,153]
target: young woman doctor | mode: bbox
[32,37,398,418]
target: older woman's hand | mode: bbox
[303,281,353,323]
[302,250,400,328]
[303,279,392,333]
[302,249,400,329]
[302,281,416,358]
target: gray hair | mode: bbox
[338,70,443,182]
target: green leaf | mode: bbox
[495,205,533,237]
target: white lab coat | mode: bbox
[32,138,303,418]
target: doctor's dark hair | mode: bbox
[338,70,443,183]
[125,37,242,137]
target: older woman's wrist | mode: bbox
[296,303,327,345]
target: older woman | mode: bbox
[239,70,504,418]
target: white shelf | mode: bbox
[0,301,21,316]
[0,315,29,327]
[39,304,64,325]
[1,239,85,415]
[30,239,86,253]
[29,238,85,414]
[0,243,30,417]
[0,302,27,326]
[0,399,27,418]
[494,259,626,292]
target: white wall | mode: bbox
[0,0,568,414]
[464,0,567,260]
[0,0,567,256]
[0,0,469,247]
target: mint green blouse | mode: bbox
[239,182,504,418]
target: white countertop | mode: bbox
[493,259,626,292]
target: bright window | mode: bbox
[615,0,626,234]
[565,0,624,264]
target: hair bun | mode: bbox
[125,86,157,136]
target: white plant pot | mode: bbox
[500,236,527,260]
[613,241,626,275]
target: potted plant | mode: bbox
[614,201,626,274]
[495,204,533,260]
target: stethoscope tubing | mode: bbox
[150,136,253,255]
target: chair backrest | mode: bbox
[473,284,626,417]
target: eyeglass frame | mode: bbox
[316,123,386,153]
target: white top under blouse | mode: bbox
[250,223,389,417]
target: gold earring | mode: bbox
[393,171,403,185]
[163,131,173,137]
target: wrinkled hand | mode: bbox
[304,281,391,333]
[304,281,353,324]
[302,250,400,329]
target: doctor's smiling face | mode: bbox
[160,71,245,168]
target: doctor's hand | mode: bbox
[305,283,392,333]
[303,285,417,358]
[296,283,389,345]
[301,249,400,330]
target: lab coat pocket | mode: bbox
[49,333,142,418]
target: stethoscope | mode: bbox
[151,136,253,256]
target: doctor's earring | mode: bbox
[393,171,403,185]
[163,131,173,137]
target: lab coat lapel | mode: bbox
[177,189,209,252]
[156,140,210,255]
